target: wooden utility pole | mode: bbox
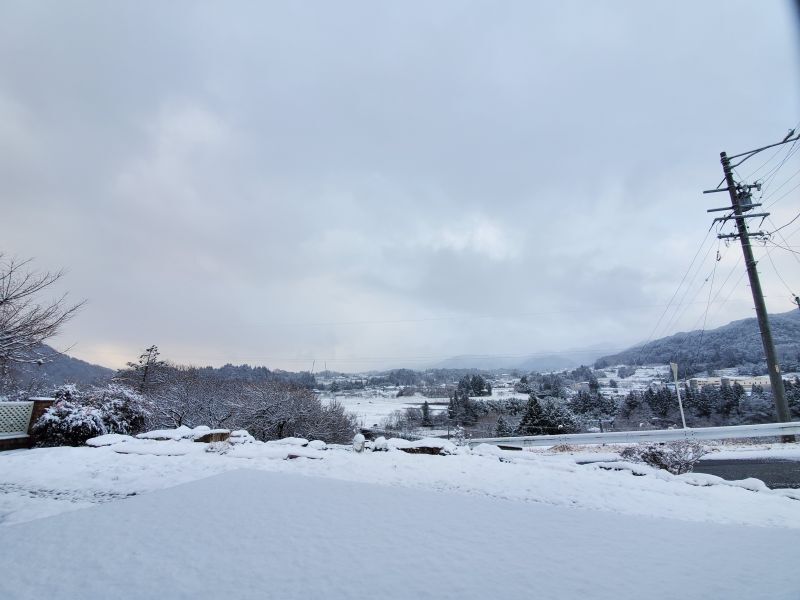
[718,152,790,423]
[704,131,799,433]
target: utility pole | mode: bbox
[704,131,799,433]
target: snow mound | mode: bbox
[192,428,230,440]
[384,438,457,454]
[86,433,134,447]
[591,461,791,498]
[227,445,325,461]
[386,438,411,450]
[265,437,309,447]
[229,430,256,444]
[307,440,326,450]
[113,440,204,456]
[136,425,194,441]
[410,438,457,453]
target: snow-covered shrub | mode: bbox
[620,440,707,475]
[86,384,150,435]
[31,400,106,446]
[452,425,466,446]
[52,383,83,403]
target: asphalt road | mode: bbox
[693,459,800,489]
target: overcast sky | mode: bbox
[2,1,799,372]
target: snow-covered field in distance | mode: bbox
[322,390,451,428]
[323,383,529,428]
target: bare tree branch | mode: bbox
[0,253,85,365]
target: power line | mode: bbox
[766,239,800,256]
[742,136,794,180]
[757,140,800,195]
[763,244,796,299]
[767,216,800,266]
[660,241,729,338]
[763,175,800,210]
[634,229,715,363]
[691,238,722,365]
[655,236,719,340]
[769,210,800,235]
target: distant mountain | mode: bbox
[6,344,115,390]
[595,310,800,374]
[434,347,613,372]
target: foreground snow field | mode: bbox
[1,440,800,529]
[1,469,799,600]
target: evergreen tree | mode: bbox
[421,401,432,427]
[470,374,487,396]
[540,399,581,434]
[125,345,167,394]
[495,415,513,437]
[695,385,716,418]
[448,387,477,426]
[516,396,545,435]
[716,382,737,417]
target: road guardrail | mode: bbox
[467,421,800,448]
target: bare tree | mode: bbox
[0,254,84,366]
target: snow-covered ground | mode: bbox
[2,468,799,600]
[2,435,800,598]
[324,391,447,427]
[2,437,800,529]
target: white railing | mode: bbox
[467,421,800,448]
[0,401,34,438]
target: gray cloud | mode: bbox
[1,1,798,370]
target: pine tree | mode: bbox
[516,396,545,435]
[716,382,737,417]
[126,345,166,394]
[495,415,513,437]
[421,401,432,427]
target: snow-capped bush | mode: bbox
[32,400,106,447]
[87,384,150,435]
[620,440,707,475]
[53,383,83,401]
[32,383,150,447]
